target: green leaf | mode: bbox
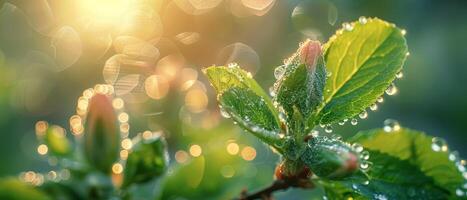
[219,87,283,150]
[322,151,449,200]
[204,65,282,147]
[0,178,51,200]
[317,18,408,124]
[273,40,327,134]
[123,134,168,187]
[300,136,358,179]
[348,128,466,198]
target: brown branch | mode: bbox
[237,178,314,200]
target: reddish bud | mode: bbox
[298,39,322,70]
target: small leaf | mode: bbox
[274,40,326,134]
[301,136,359,179]
[0,178,51,200]
[219,87,283,149]
[317,18,408,124]
[348,128,466,198]
[123,134,169,187]
[84,94,120,173]
[204,66,282,148]
[43,125,71,157]
[323,151,449,199]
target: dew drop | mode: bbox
[352,143,364,153]
[369,103,378,111]
[396,71,404,79]
[342,22,353,31]
[406,52,410,56]
[360,150,370,160]
[401,29,407,36]
[449,151,459,162]
[310,130,319,137]
[360,161,371,171]
[338,120,346,125]
[377,96,384,103]
[227,62,238,68]
[274,66,285,79]
[456,188,464,197]
[383,119,400,132]
[324,125,333,133]
[352,184,358,190]
[359,16,367,24]
[326,71,332,77]
[220,108,231,118]
[359,111,368,119]
[351,118,358,125]
[385,83,398,96]
[269,87,276,97]
[431,137,448,152]
[363,180,370,185]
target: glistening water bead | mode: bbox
[385,83,398,95]
[359,16,368,24]
[359,111,368,119]
[383,119,400,132]
[324,125,333,133]
[274,66,285,79]
[220,107,231,118]
[431,137,448,152]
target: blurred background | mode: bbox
[0,0,466,199]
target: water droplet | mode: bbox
[227,62,239,68]
[401,29,407,36]
[406,52,410,56]
[449,151,459,162]
[342,22,353,31]
[385,83,398,96]
[269,87,276,97]
[220,108,231,118]
[324,125,333,133]
[359,16,367,24]
[351,118,358,125]
[431,137,448,152]
[377,96,384,103]
[338,120,346,125]
[369,103,378,111]
[352,143,364,153]
[310,130,319,137]
[360,150,370,160]
[359,111,368,119]
[352,184,358,190]
[456,160,466,172]
[363,180,370,185]
[456,188,465,197]
[360,161,371,171]
[274,66,285,79]
[383,119,400,132]
[326,71,332,77]
[396,71,404,79]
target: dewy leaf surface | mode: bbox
[204,65,282,148]
[348,128,466,198]
[323,151,449,200]
[318,18,408,124]
[220,87,283,149]
[275,61,326,133]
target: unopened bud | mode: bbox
[84,94,120,173]
[301,136,359,179]
[298,39,322,70]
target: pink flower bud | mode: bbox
[298,39,322,70]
